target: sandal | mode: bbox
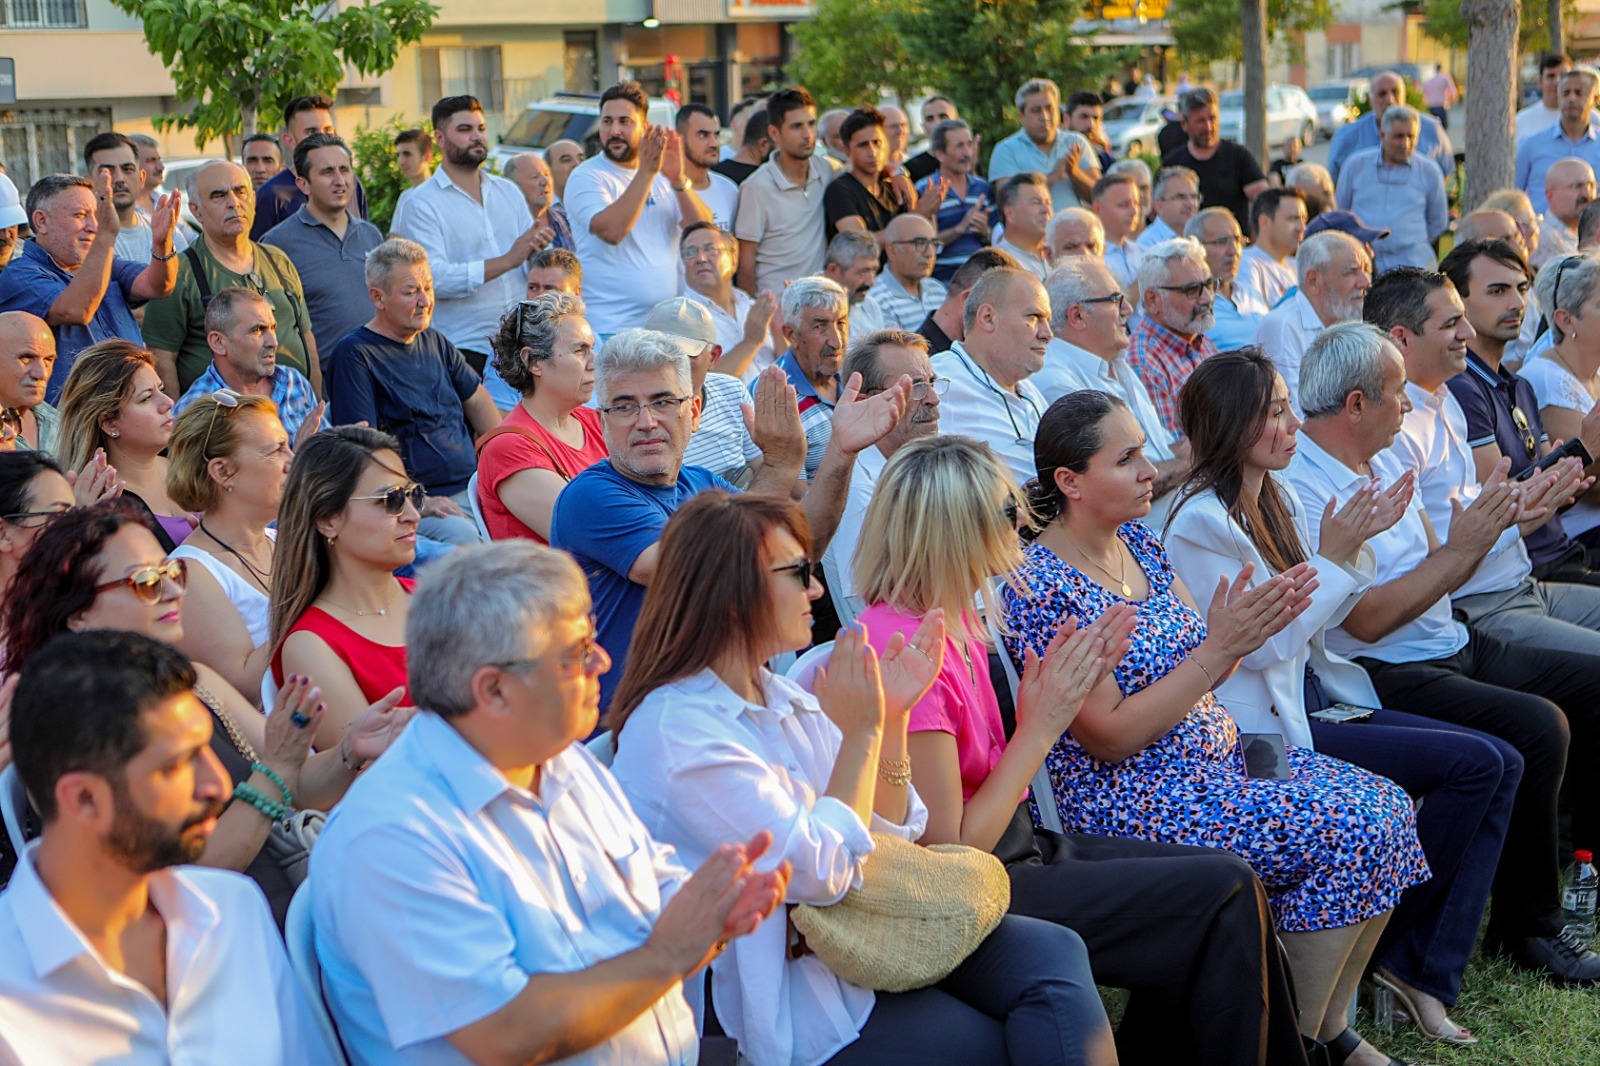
[1372,969,1478,1046]
[1326,1026,1413,1066]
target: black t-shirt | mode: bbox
[824,172,908,241]
[1163,140,1266,231]
[916,312,953,355]
[1157,119,1188,157]
[1269,157,1295,186]
[710,158,760,185]
[903,151,939,184]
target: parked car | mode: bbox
[493,92,677,170]
[1218,85,1318,147]
[1306,79,1369,139]
[1101,94,1175,157]
[1350,63,1438,87]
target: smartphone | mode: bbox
[1239,732,1292,780]
[1309,703,1376,724]
[1515,436,1591,481]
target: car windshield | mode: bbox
[1308,86,1349,101]
[1220,91,1244,109]
[1103,99,1149,123]
[502,108,595,150]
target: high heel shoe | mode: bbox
[1371,969,1479,1046]
[1325,1026,1412,1066]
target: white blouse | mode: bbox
[169,531,275,646]
[610,668,928,1066]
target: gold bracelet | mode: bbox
[1190,656,1217,690]
[877,755,912,786]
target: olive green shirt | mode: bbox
[140,239,312,394]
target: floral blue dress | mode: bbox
[1003,522,1429,932]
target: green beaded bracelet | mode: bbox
[233,782,289,822]
[251,762,292,807]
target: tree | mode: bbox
[790,0,922,113]
[109,0,439,151]
[1461,0,1521,209]
[1240,0,1269,171]
[1169,0,1336,69]
[1421,0,1571,50]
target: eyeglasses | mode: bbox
[492,623,602,676]
[2,502,71,528]
[1553,255,1581,340]
[1003,496,1020,526]
[1160,192,1202,203]
[1156,277,1221,300]
[1511,405,1539,459]
[772,559,817,587]
[0,407,20,444]
[599,395,693,421]
[1080,291,1130,309]
[93,558,187,605]
[863,376,950,400]
[200,388,244,456]
[679,242,728,262]
[890,237,944,253]
[350,482,426,516]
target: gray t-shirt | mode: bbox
[260,205,385,367]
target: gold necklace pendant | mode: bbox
[1120,580,1133,597]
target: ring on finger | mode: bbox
[290,711,311,729]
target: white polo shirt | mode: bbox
[1234,246,1296,310]
[684,287,776,384]
[931,341,1047,486]
[1253,291,1327,417]
[734,154,843,296]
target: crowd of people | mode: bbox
[3,54,1600,1066]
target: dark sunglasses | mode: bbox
[93,558,187,605]
[1003,496,1020,526]
[1511,405,1538,460]
[772,559,817,587]
[351,482,426,516]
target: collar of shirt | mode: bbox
[673,667,810,724]
[1046,334,1119,385]
[290,202,359,234]
[769,156,833,192]
[1549,121,1600,145]
[407,710,541,815]
[1465,348,1514,393]
[19,237,73,279]
[1133,314,1209,361]
[1293,430,1371,498]
[777,350,836,406]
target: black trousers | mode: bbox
[999,809,1308,1066]
[1358,625,1600,939]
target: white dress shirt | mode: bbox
[995,237,1050,281]
[931,341,1047,486]
[1102,238,1143,293]
[611,668,928,1066]
[0,850,327,1065]
[390,167,534,354]
[820,444,890,625]
[311,711,697,1066]
[1133,215,1179,250]
[685,287,776,384]
[1391,380,1532,599]
[1234,246,1296,310]
[1253,291,1327,417]
[1165,477,1380,749]
[1285,433,1469,664]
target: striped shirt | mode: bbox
[769,350,837,480]
[916,173,992,281]
[865,273,948,331]
[684,372,761,478]
[1126,315,1218,434]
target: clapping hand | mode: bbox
[91,169,120,238]
[340,686,413,770]
[741,290,778,348]
[294,402,327,450]
[877,609,946,720]
[149,189,182,249]
[1448,457,1520,555]
[649,831,791,978]
[1318,480,1387,566]
[915,176,950,219]
[1202,561,1317,661]
[264,675,327,789]
[65,447,123,505]
[1015,604,1136,744]
[828,371,911,456]
[638,125,669,177]
[743,364,806,475]
[814,622,887,741]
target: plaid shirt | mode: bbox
[174,363,323,443]
[1125,316,1217,435]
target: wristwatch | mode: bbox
[675,177,692,192]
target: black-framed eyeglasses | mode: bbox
[1081,291,1130,308]
[1511,405,1538,460]
[1553,254,1581,339]
[1157,277,1220,300]
[1,502,71,528]
[93,558,187,605]
[1197,233,1245,248]
[890,237,944,253]
[350,482,425,516]
[600,395,693,421]
[0,407,20,444]
[492,620,602,676]
[200,388,244,456]
[772,559,817,587]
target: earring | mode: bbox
[109,430,119,438]
[226,484,233,493]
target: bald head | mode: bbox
[1370,72,1405,123]
[1547,157,1598,226]
[505,151,554,214]
[0,311,58,410]
[189,161,255,239]
[1455,210,1520,248]
[545,139,585,200]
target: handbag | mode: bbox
[789,831,1010,993]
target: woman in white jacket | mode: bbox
[1164,348,1521,1050]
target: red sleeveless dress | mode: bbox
[271,578,414,705]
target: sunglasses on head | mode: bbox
[350,482,426,516]
[772,559,817,587]
[0,407,20,444]
[93,558,187,605]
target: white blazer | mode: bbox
[1164,474,1381,748]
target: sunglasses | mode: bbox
[350,482,426,516]
[200,388,244,456]
[1003,496,1020,526]
[1553,255,1581,340]
[93,558,187,605]
[772,559,817,587]
[3,502,71,528]
[1511,405,1538,460]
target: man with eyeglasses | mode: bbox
[1531,157,1595,268]
[309,542,790,1066]
[549,327,910,708]
[1185,208,1270,350]
[171,288,322,443]
[680,222,776,384]
[864,214,948,331]
[1126,237,1219,435]
[0,311,63,454]
[1254,229,1372,417]
[1041,258,1187,524]
[1336,105,1450,274]
[1134,166,1201,251]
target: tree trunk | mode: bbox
[1462,0,1520,210]
[1241,0,1269,166]
[1549,0,1565,55]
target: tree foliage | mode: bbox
[790,0,922,115]
[109,0,439,150]
[350,116,414,234]
[1170,0,1337,69]
[1421,0,1574,51]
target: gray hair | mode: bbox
[595,328,692,404]
[1107,158,1152,184]
[929,119,972,155]
[1534,251,1600,342]
[1045,258,1116,330]
[406,542,592,719]
[1179,87,1217,114]
[1153,165,1200,201]
[1285,162,1333,192]
[23,173,92,221]
[782,274,849,325]
[1046,207,1103,248]
[490,290,588,394]
[1299,321,1400,419]
[126,133,159,150]
[824,230,878,272]
[1183,206,1238,240]
[365,237,430,290]
[1296,229,1363,288]
[502,152,547,181]
[1381,104,1421,132]
[1136,237,1208,294]
[840,329,930,393]
[203,286,272,337]
[1015,78,1060,109]
[184,160,246,205]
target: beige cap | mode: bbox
[643,297,717,355]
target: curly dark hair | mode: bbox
[1,499,161,674]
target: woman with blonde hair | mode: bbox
[58,339,190,550]
[167,390,292,702]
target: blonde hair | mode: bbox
[166,393,280,512]
[56,340,156,474]
[854,436,1027,644]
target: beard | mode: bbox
[107,777,225,873]
[604,139,638,164]
[444,141,487,168]
[1327,292,1365,324]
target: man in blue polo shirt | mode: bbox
[766,275,848,480]
[0,172,180,401]
[1328,71,1455,185]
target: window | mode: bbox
[564,32,598,93]
[0,0,86,28]
[421,46,504,114]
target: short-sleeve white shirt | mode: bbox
[684,287,776,384]
[930,342,1047,486]
[566,155,687,335]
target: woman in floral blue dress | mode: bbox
[1004,391,1429,1066]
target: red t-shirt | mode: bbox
[271,578,414,706]
[477,404,609,544]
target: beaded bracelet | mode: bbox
[234,782,289,822]
[252,762,292,807]
[877,755,913,786]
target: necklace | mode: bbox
[1060,527,1132,597]
[197,518,272,592]
[322,583,401,617]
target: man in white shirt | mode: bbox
[865,213,947,330]
[1092,171,1143,296]
[0,631,328,1063]
[1518,52,1573,143]
[1285,320,1600,985]
[1237,187,1304,309]
[82,131,192,265]
[566,82,713,337]
[1531,157,1594,268]
[825,330,943,622]
[735,87,843,297]
[311,542,790,1066]
[823,231,886,343]
[681,222,776,383]
[931,266,1050,484]
[646,296,761,482]
[392,94,541,374]
[1134,165,1201,250]
[1254,229,1374,415]
[676,103,741,230]
[994,171,1054,280]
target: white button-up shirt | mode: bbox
[821,444,890,625]
[1103,238,1143,294]
[1391,380,1532,599]
[311,711,697,1066]
[931,341,1047,486]
[1234,246,1296,310]
[391,167,534,354]
[611,668,928,1066]
[1133,215,1179,250]
[0,851,327,1065]
[1285,432,1469,664]
[1254,291,1327,417]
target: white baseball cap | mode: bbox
[0,174,25,229]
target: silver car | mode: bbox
[1101,95,1174,158]
[1306,79,1369,139]
[1219,85,1319,147]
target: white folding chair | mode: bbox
[467,471,491,541]
[284,883,351,1066]
[1,765,30,856]
[784,641,835,693]
[985,581,1063,834]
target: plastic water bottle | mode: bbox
[1561,849,1598,939]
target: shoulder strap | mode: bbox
[474,422,569,482]
[184,244,213,305]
